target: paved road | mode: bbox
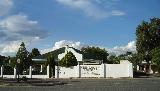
[0,78,160,91]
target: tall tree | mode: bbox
[81,46,109,63]
[59,51,78,67]
[16,42,29,72]
[136,18,160,63]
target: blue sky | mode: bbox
[0,0,160,56]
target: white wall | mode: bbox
[105,64,132,78]
[55,66,79,78]
[55,64,133,78]
[81,65,101,77]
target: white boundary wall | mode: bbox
[55,64,133,78]
[0,65,49,78]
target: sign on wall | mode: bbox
[81,65,101,77]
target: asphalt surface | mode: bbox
[0,78,160,91]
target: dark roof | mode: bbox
[32,47,65,60]
[32,47,99,61]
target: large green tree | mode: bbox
[16,42,30,72]
[81,46,109,63]
[59,51,78,67]
[136,18,160,63]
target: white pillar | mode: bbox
[40,65,43,72]
[29,66,32,78]
[78,63,81,78]
[100,64,106,78]
[55,66,59,78]
[47,65,49,78]
[1,65,3,78]
[129,63,133,78]
[137,65,139,71]
[14,67,17,78]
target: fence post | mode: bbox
[47,65,49,78]
[14,67,17,78]
[1,65,3,78]
[78,63,81,78]
[29,66,32,78]
[100,64,106,78]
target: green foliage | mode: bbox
[45,54,56,68]
[0,55,6,65]
[108,52,133,64]
[136,18,160,63]
[151,46,160,65]
[108,55,119,64]
[59,52,78,67]
[28,48,41,66]
[9,57,17,67]
[29,48,41,58]
[81,46,109,63]
[45,54,56,77]
[128,53,140,71]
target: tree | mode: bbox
[45,54,56,77]
[136,18,160,63]
[0,55,6,66]
[108,55,119,64]
[29,48,41,58]
[59,52,78,67]
[151,46,160,67]
[28,48,41,65]
[128,53,140,71]
[16,42,29,73]
[81,46,109,63]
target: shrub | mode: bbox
[59,52,78,67]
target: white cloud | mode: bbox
[0,14,37,32]
[107,41,136,55]
[56,0,107,19]
[41,40,136,56]
[41,40,83,54]
[0,37,43,56]
[0,1,48,56]
[0,14,47,41]
[0,41,20,56]
[0,0,13,16]
[111,10,125,16]
[56,0,125,19]
[0,14,48,56]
